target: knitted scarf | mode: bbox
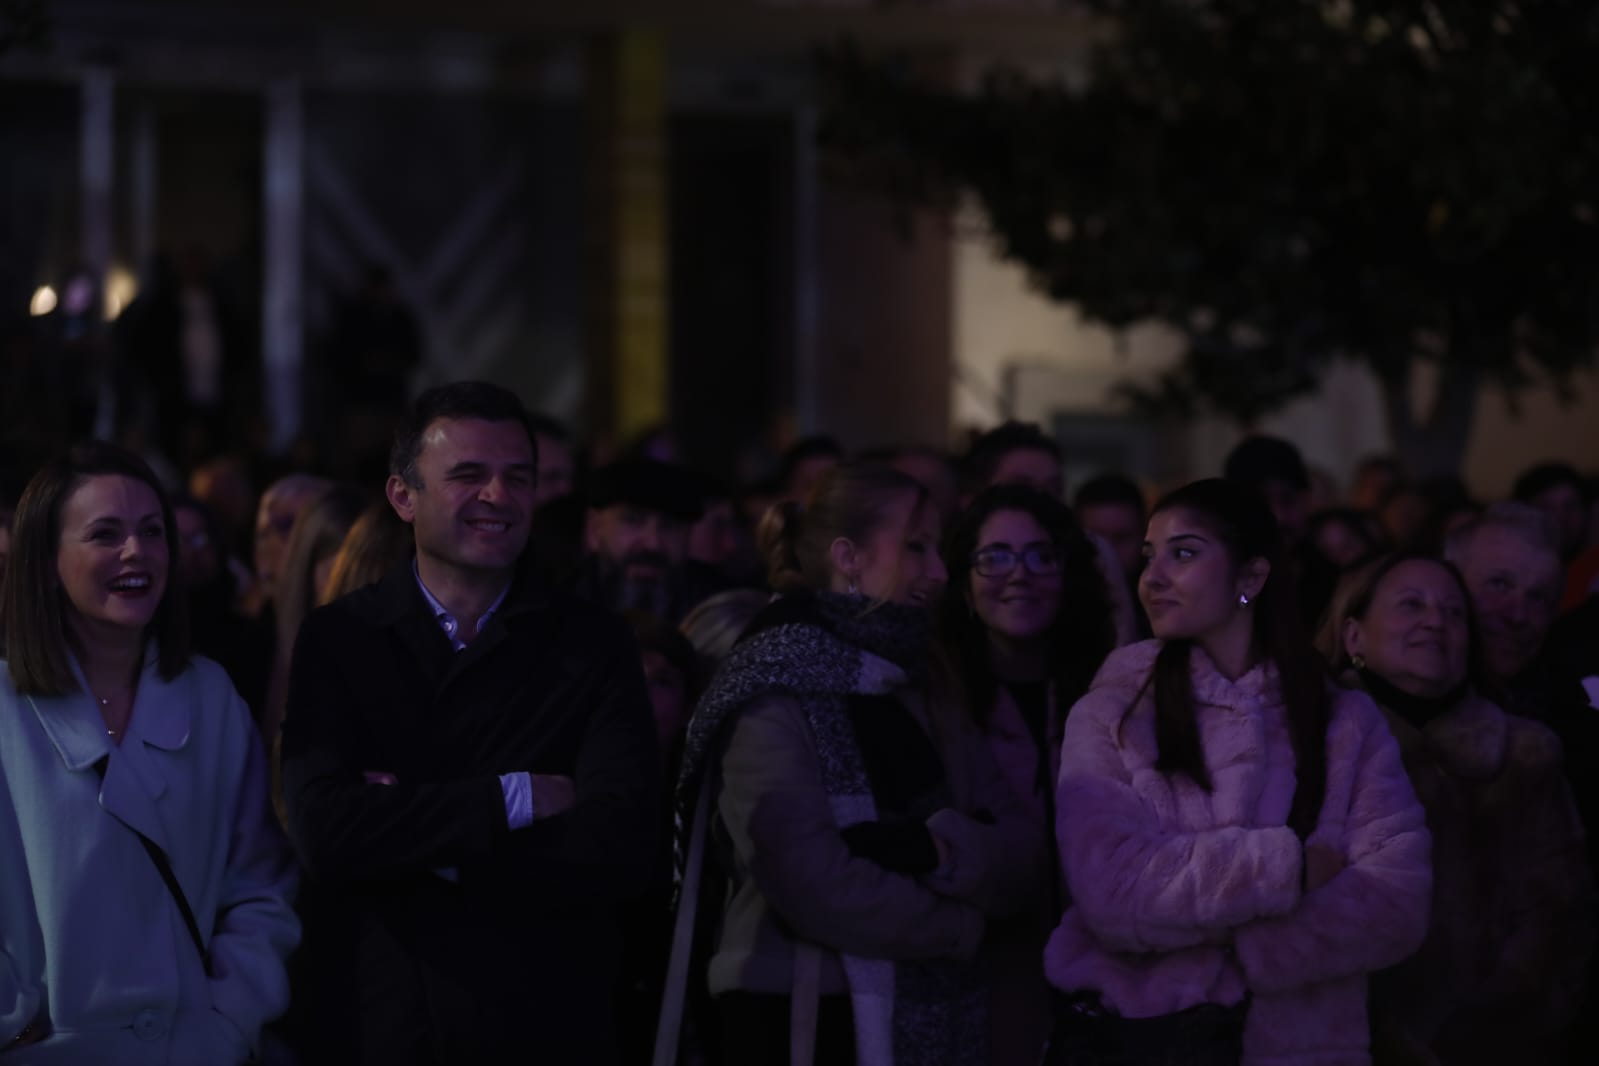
[669,591,986,1066]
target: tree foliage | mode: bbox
[820,1,1599,468]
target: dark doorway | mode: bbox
[668,111,795,482]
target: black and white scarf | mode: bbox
[666,591,985,1066]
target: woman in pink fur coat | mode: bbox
[1042,479,1432,1066]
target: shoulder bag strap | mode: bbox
[93,757,212,977]
[652,776,713,1066]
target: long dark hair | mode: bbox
[1144,478,1329,839]
[938,484,1114,725]
[4,441,191,695]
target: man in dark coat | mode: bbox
[280,382,659,1065]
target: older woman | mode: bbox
[658,463,1039,1066]
[1044,479,1430,1066]
[1322,552,1594,1065]
[0,442,299,1064]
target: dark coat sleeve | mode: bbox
[462,613,661,907]
[280,608,509,882]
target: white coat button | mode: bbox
[132,1008,166,1041]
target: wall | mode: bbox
[813,182,952,452]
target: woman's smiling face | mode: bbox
[56,474,171,639]
[1344,558,1470,699]
[968,508,1062,642]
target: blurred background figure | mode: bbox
[172,492,273,725]
[1349,455,1405,513]
[774,434,843,506]
[115,247,254,469]
[250,474,332,619]
[685,473,760,589]
[1514,462,1590,567]
[889,445,961,524]
[960,421,1063,504]
[1223,435,1311,548]
[529,411,578,511]
[324,265,421,454]
[1298,507,1386,632]
[1073,472,1149,638]
[1377,482,1433,553]
[626,609,700,767]
[265,483,367,754]
[320,499,414,603]
[1072,473,1145,583]
[188,454,258,564]
[581,459,710,623]
[1513,461,1599,613]
[617,607,704,1066]
[1445,504,1564,704]
[679,587,770,673]
[32,265,111,447]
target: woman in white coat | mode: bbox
[0,442,299,1064]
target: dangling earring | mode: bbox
[1351,653,1366,671]
[1238,593,1250,608]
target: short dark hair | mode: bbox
[778,436,845,492]
[960,422,1061,495]
[1223,435,1309,492]
[1512,461,1585,504]
[389,381,535,488]
[1353,454,1404,481]
[1073,472,1146,517]
[527,411,572,444]
[4,441,190,695]
[625,608,701,692]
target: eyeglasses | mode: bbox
[972,546,1060,578]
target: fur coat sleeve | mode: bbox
[1232,688,1432,994]
[1056,647,1304,955]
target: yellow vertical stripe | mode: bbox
[611,30,668,437]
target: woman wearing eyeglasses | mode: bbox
[936,484,1118,1065]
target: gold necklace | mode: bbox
[95,692,124,738]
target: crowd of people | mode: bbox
[1,378,1597,1066]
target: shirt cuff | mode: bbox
[500,771,534,830]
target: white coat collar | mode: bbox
[27,648,193,853]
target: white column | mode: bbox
[80,68,115,290]
[792,104,820,434]
[262,79,305,452]
[131,106,158,275]
[81,68,116,438]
